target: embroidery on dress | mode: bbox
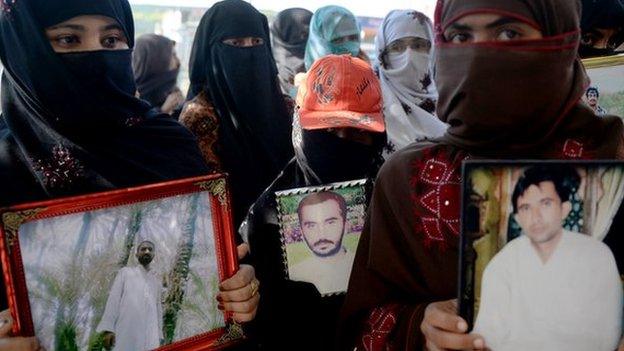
[410,147,466,247]
[361,304,400,351]
[124,116,144,127]
[562,139,584,159]
[33,144,85,189]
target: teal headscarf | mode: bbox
[304,6,361,70]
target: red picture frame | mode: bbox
[0,174,243,350]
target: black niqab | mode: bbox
[187,0,293,225]
[270,8,313,95]
[0,0,209,207]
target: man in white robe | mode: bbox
[97,240,163,351]
[289,191,356,295]
[474,166,623,351]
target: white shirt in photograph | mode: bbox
[473,230,623,351]
[96,265,164,351]
[289,249,356,295]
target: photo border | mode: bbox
[582,53,624,69]
[0,174,243,350]
[275,179,368,297]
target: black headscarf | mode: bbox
[582,0,624,29]
[187,0,294,225]
[133,34,179,109]
[270,8,313,95]
[0,0,209,207]
[580,0,624,57]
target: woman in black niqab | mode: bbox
[0,0,209,208]
[186,0,294,226]
[270,8,313,96]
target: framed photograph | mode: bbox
[275,179,368,296]
[0,174,243,351]
[582,54,624,117]
[459,161,624,350]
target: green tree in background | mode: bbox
[162,194,200,342]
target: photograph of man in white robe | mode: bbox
[97,240,163,351]
[474,166,623,351]
[289,191,356,295]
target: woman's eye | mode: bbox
[497,29,521,41]
[389,42,406,53]
[252,38,264,46]
[581,34,595,46]
[102,36,121,48]
[448,32,471,44]
[223,39,240,47]
[56,35,79,46]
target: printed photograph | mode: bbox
[582,55,624,117]
[17,191,225,351]
[276,180,367,296]
[461,162,624,351]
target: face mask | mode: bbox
[59,49,137,97]
[385,49,432,92]
[330,40,360,58]
[436,43,582,154]
[578,45,616,58]
[300,129,378,184]
[44,49,148,132]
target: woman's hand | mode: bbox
[0,310,44,351]
[217,244,260,323]
[421,299,485,351]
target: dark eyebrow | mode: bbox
[47,24,85,31]
[486,17,525,29]
[447,22,472,32]
[448,17,529,32]
[101,24,123,32]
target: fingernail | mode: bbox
[474,338,484,349]
[216,295,222,302]
[217,304,224,310]
[457,320,468,332]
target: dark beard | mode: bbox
[138,255,153,266]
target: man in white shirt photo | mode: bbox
[474,166,623,351]
[289,191,356,295]
[97,240,163,351]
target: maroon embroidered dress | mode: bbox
[339,0,624,347]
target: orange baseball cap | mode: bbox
[296,55,385,133]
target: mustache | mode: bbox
[313,239,335,247]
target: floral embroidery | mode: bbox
[124,116,144,127]
[410,147,466,247]
[179,91,222,171]
[419,98,436,114]
[360,304,400,351]
[407,10,428,26]
[33,145,85,189]
[562,139,584,159]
